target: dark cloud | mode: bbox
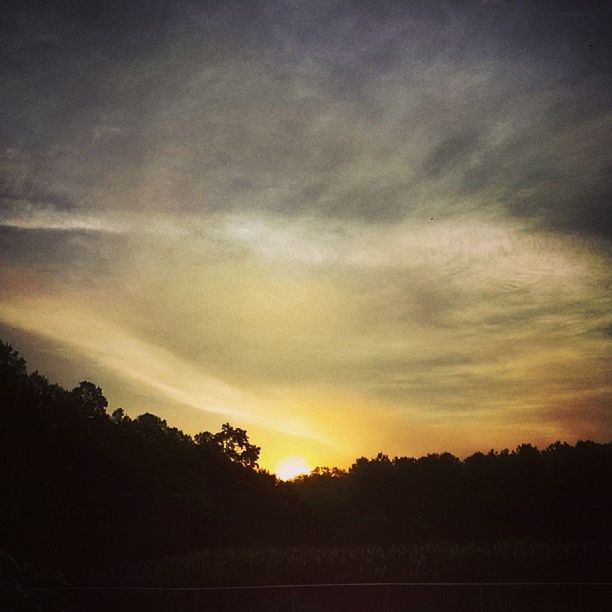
[1,0,610,235]
[0,225,129,291]
[0,184,73,211]
[422,131,482,179]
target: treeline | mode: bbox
[291,444,612,544]
[0,341,294,575]
[1,340,611,577]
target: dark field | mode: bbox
[22,582,612,612]
[69,543,610,610]
[7,543,612,610]
[92,543,611,586]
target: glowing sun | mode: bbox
[275,456,311,481]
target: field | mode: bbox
[92,542,611,586]
[6,543,611,611]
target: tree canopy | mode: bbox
[1,339,611,580]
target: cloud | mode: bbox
[0,203,126,233]
[1,0,610,463]
[0,294,329,445]
[1,1,610,236]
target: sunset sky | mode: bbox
[1,0,610,472]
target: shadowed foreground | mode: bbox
[1,340,611,610]
[93,544,611,587]
[5,543,612,610]
[13,583,612,612]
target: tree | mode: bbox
[0,341,27,376]
[195,422,260,469]
[71,381,108,417]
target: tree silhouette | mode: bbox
[1,338,611,583]
[195,422,260,468]
[71,381,108,417]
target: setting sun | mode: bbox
[275,456,311,481]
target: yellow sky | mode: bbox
[1,213,610,471]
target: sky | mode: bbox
[1,0,610,472]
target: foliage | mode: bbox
[1,339,611,584]
[0,341,288,577]
[195,422,260,468]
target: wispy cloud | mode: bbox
[1,0,610,464]
[0,296,329,445]
[0,204,127,233]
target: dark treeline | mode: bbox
[1,340,611,578]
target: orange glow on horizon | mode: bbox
[275,456,311,481]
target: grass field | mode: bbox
[90,542,612,587]
[5,543,611,611]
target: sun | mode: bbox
[275,456,311,481]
